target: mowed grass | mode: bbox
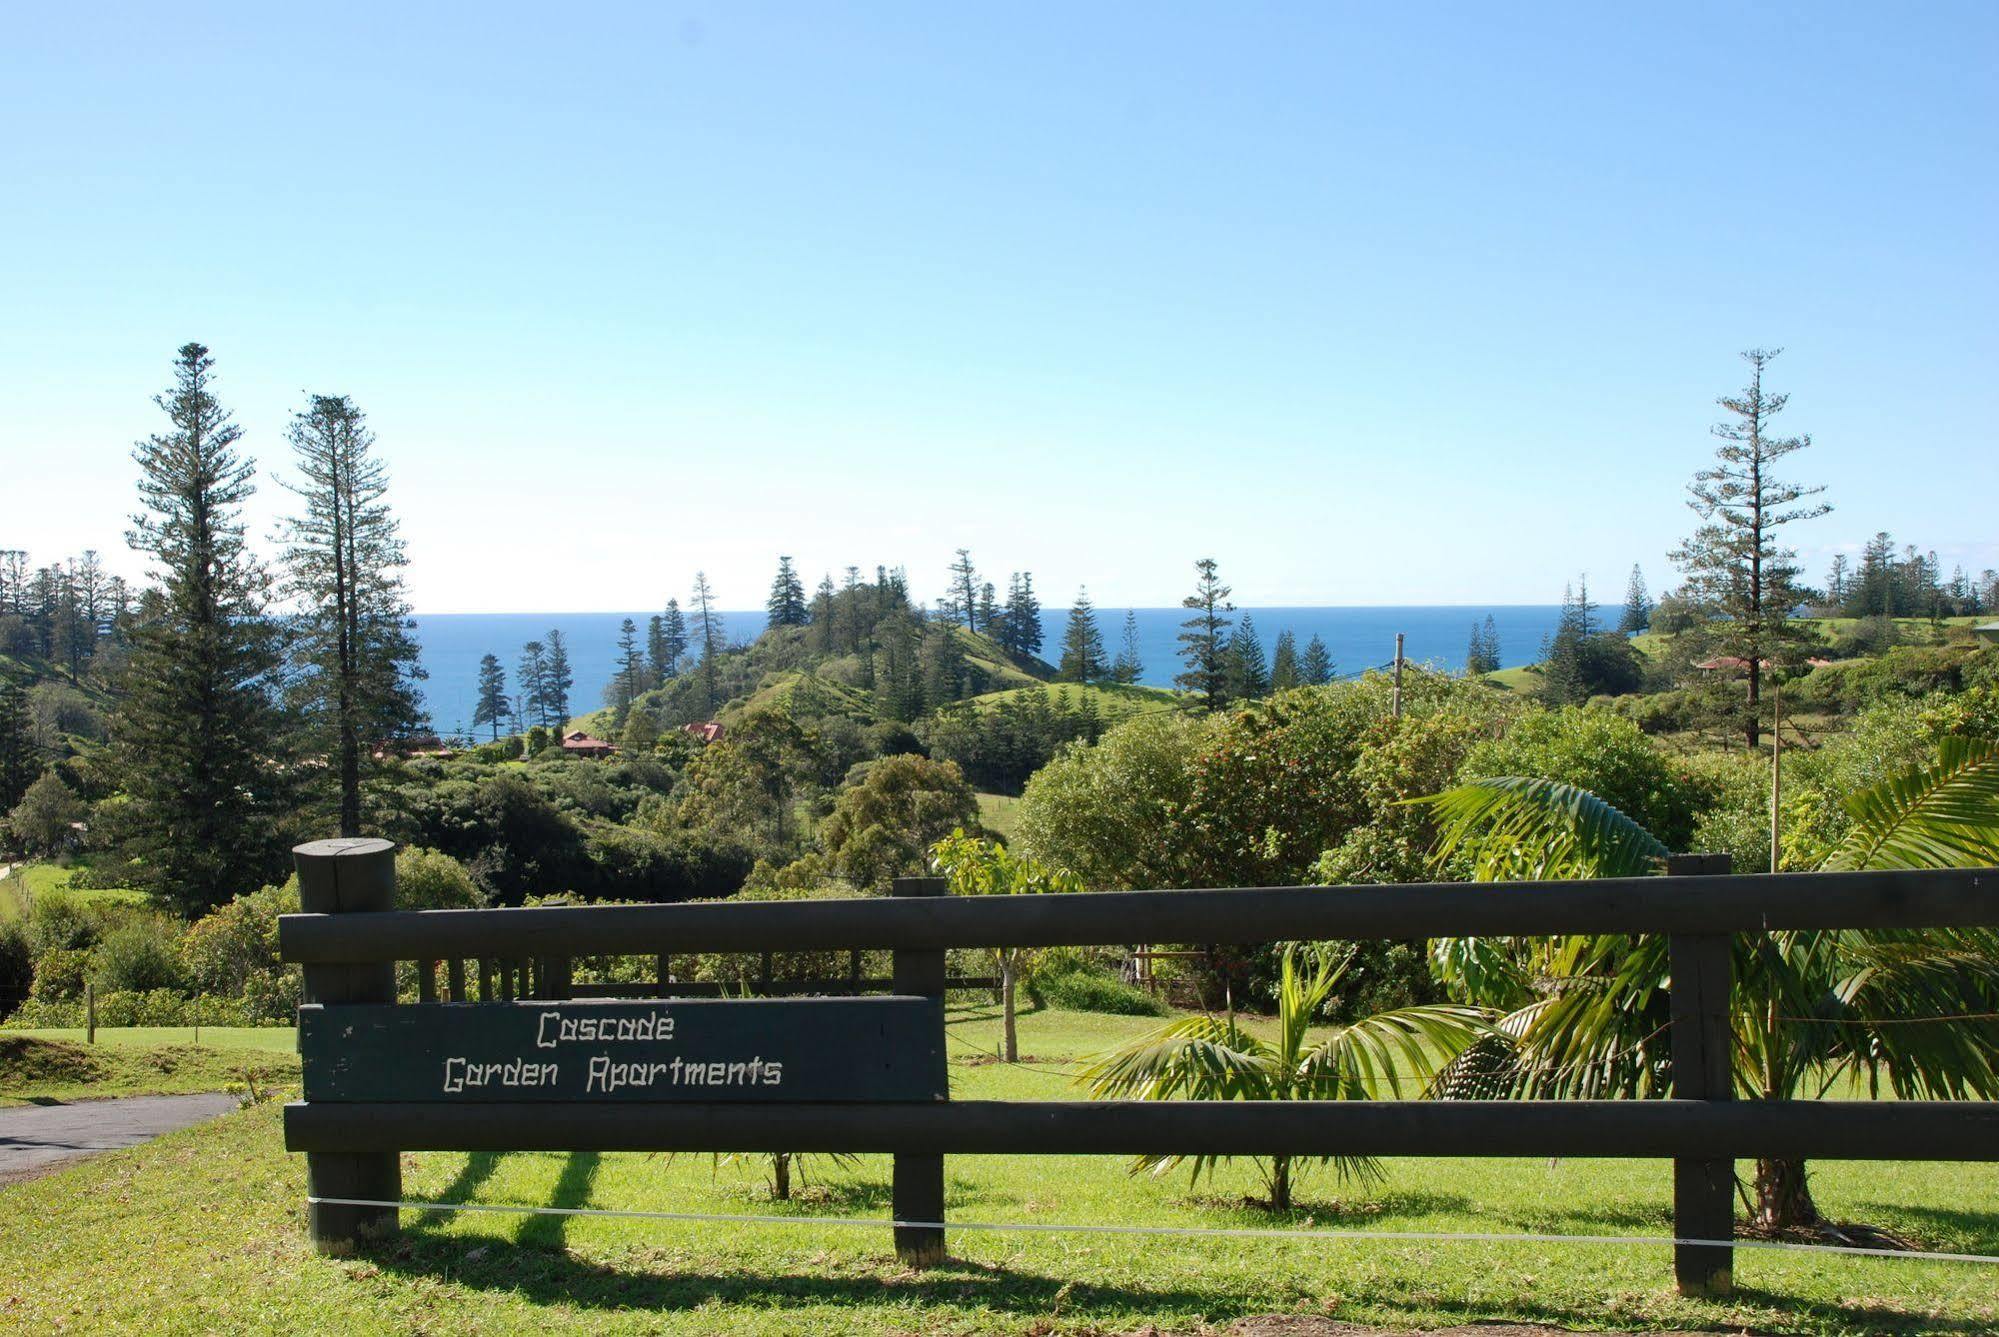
[2,860,149,911]
[976,792,1022,842]
[1,1004,1994,1334]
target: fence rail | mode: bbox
[277,866,1997,962]
[277,839,1999,1297]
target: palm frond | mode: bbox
[1297,1004,1496,1100]
[1824,737,1999,871]
[1415,777,1670,881]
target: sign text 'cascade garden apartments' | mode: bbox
[299,996,947,1103]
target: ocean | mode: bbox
[411,605,1564,739]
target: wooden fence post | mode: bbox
[85,982,95,1045]
[1667,851,1734,1297]
[295,837,401,1255]
[891,874,948,1267]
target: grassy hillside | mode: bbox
[963,680,1182,720]
[0,1034,296,1105]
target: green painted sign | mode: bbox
[298,997,947,1103]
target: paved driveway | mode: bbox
[0,1093,241,1186]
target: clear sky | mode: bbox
[3,3,1994,613]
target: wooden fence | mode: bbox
[278,838,1999,1295]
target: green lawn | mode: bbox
[976,792,1022,842]
[1,1004,1992,1332]
[1,861,149,912]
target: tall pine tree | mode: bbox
[1269,629,1299,691]
[1057,587,1106,682]
[691,571,722,716]
[1299,634,1334,686]
[1669,349,1830,746]
[1110,608,1144,685]
[103,343,290,912]
[471,653,509,740]
[1617,564,1652,633]
[612,617,646,716]
[0,683,37,811]
[766,556,808,628]
[1225,614,1271,701]
[517,640,551,728]
[1175,558,1234,712]
[543,629,574,731]
[1001,572,1043,659]
[658,599,688,676]
[945,549,980,630]
[277,392,425,836]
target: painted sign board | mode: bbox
[298,996,946,1103]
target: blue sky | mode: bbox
[3,3,1994,612]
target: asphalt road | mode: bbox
[0,1092,241,1186]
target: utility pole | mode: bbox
[1392,633,1406,719]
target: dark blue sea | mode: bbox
[411,605,1564,739]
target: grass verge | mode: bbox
[0,1033,298,1105]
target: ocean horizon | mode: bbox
[412,605,1566,739]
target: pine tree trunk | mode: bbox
[1002,959,1019,1063]
[1751,1156,1818,1231]
[772,1153,791,1201]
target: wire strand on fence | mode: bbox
[305,1195,1999,1265]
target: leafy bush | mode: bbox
[25,891,97,957]
[91,918,185,994]
[1029,969,1168,1016]
[179,885,289,995]
[395,845,484,909]
[1791,644,1991,714]
[30,946,90,1002]
[2,990,271,1029]
[1462,705,1705,850]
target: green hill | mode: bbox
[963,680,1183,721]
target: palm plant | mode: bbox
[1418,738,1999,1232]
[1078,945,1491,1210]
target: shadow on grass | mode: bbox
[408,1151,506,1231]
[516,1152,601,1250]
[1851,1200,1999,1249]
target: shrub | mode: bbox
[179,893,283,995]
[91,918,186,994]
[395,846,484,909]
[30,946,90,1003]
[1462,705,1704,850]
[25,891,97,957]
[2,990,269,1029]
[1029,969,1169,1017]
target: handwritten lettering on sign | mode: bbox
[298,997,945,1103]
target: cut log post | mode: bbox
[295,837,401,1255]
